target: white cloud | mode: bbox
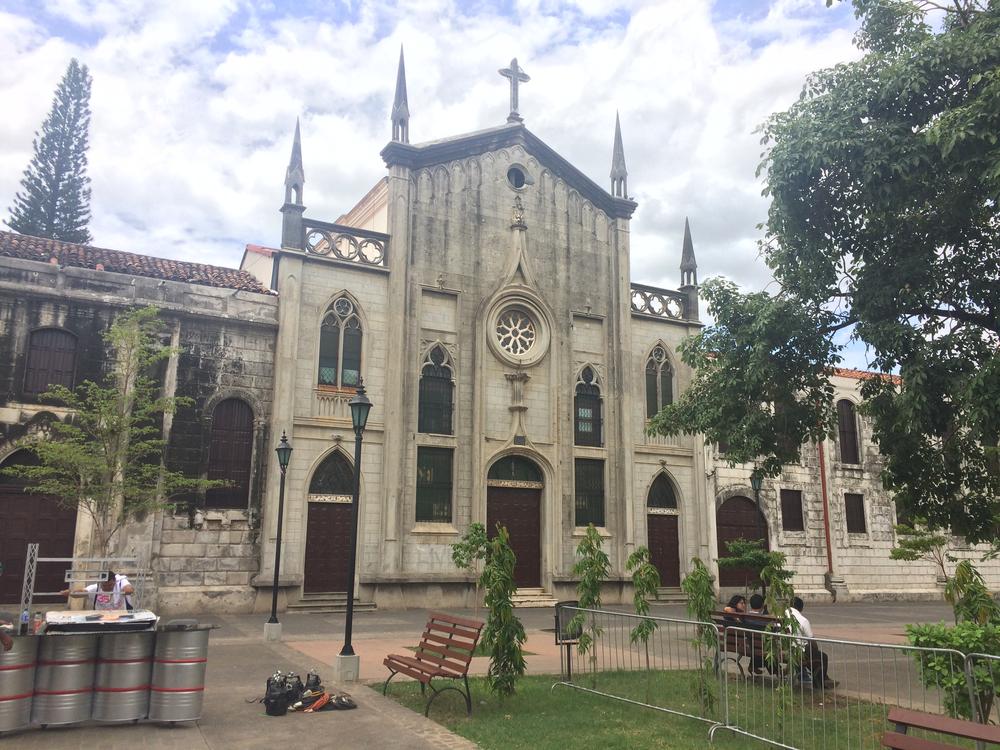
[0,0,863,353]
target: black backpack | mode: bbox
[263,672,302,717]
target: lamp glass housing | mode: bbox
[750,469,763,493]
[349,382,373,433]
[275,432,293,470]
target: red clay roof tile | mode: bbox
[0,231,275,295]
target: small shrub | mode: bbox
[480,525,526,698]
[452,522,489,617]
[571,524,611,686]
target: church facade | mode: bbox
[1,56,995,614]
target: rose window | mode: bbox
[495,309,536,356]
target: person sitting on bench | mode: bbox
[788,597,836,689]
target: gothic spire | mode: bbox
[281,119,306,250]
[284,118,304,205]
[610,112,628,199]
[391,46,410,143]
[680,217,697,285]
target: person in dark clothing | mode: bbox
[745,594,775,675]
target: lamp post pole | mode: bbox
[750,467,765,596]
[265,433,292,638]
[340,380,372,665]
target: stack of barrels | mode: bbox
[0,622,210,733]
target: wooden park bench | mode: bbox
[382,611,485,717]
[711,610,784,677]
[883,707,1000,749]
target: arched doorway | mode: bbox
[716,495,769,588]
[0,450,77,604]
[486,456,542,589]
[303,451,354,593]
[646,473,681,587]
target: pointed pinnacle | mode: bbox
[681,217,697,271]
[289,118,303,171]
[610,111,627,179]
[392,46,409,121]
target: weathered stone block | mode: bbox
[162,529,197,544]
[226,571,251,586]
[203,572,229,586]
[182,543,207,556]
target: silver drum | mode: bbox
[92,631,154,723]
[0,635,38,734]
[31,634,97,726]
[148,628,210,722]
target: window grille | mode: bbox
[780,489,805,532]
[416,447,453,523]
[574,367,602,447]
[318,297,362,389]
[647,473,678,509]
[24,328,77,396]
[574,458,605,527]
[308,451,354,495]
[418,346,454,435]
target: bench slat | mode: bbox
[413,647,471,673]
[882,731,964,750]
[386,653,463,679]
[418,640,475,666]
[427,611,484,630]
[426,621,482,639]
[421,631,475,652]
[887,708,1000,744]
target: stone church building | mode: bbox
[0,55,995,613]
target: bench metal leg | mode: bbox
[424,677,473,718]
[382,668,399,696]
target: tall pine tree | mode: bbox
[7,59,93,244]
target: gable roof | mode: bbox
[0,231,274,295]
[380,122,637,219]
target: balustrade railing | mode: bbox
[303,220,389,269]
[630,283,688,321]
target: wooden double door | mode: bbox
[647,514,681,587]
[716,495,769,587]
[303,501,353,593]
[486,486,541,589]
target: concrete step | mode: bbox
[652,586,687,604]
[512,588,559,608]
[288,591,377,613]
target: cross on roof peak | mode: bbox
[499,58,530,123]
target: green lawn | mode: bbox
[380,670,975,750]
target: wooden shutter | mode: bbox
[24,329,77,395]
[205,399,254,509]
[837,400,860,464]
[845,493,866,533]
[574,458,605,527]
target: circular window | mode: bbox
[486,294,550,367]
[495,308,536,355]
[507,166,526,189]
[334,298,354,317]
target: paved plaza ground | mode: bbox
[4,600,954,748]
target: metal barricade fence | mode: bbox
[551,605,723,728]
[548,608,994,750]
[965,652,1000,726]
[713,625,969,750]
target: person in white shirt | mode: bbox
[61,570,134,611]
[787,597,835,689]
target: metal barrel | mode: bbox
[92,631,154,723]
[0,635,39,734]
[31,634,98,726]
[148,628,210,722]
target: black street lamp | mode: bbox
[267,432,293,626]
[340,379,372,658]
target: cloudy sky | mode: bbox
[0,0,866,359]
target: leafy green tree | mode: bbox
[626,546,661,701]
[891,522,955,584]
[452,522,488,617]
[480,525,526,698]
[4,307,215,554]
[7,59,93,244]
[681,558,717,716]
[716,538,772,594]
[570,524,611,686]
[649,0,1000,543]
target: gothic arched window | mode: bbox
[418,345,454,435]
[645,345,673,418]
[318,297,362,388]
[309,451,354,498]
[837,399,860,464]
[205,398,255,509]
[574,367,602,447]
[24,328,77,396]
[647,473,678,510]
